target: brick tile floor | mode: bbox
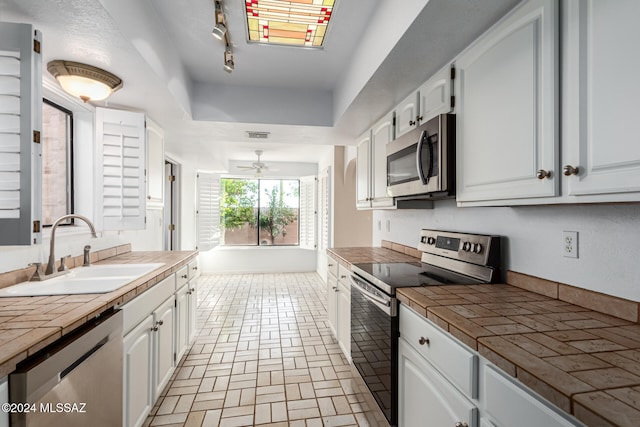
[143,273,386,427]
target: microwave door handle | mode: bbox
[416,130,430,184]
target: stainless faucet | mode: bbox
[45,214,98,275]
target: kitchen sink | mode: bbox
[0,263,165,297]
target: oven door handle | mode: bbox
[349,275,390,307]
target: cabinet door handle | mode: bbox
[151,326,158,332]
[416,115,423,122]
[409,120,416,126]
[455,422,468,427]
[156,320,163,326]
[190,287,195,292]
[181,274,188,279]
[563,165,579,176]
[536,169,552,180]
[340,275,347,279]
[418,337,430,346]
[192,266,198,270]
[328,263,334,267]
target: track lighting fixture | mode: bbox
[211,1,227,40]
[212,0,235,73]
[223,47,234,73]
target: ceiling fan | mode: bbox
[237,150,271,175]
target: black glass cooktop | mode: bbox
[351,262,484,295]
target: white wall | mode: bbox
[199,246,317,274]
[373,200,640,302]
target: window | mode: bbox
[41,99,73,226]
[221,178,300,246]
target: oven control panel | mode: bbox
[418,229,500,267]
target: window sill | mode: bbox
[215,245,302,250]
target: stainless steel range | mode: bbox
[349,229,501,427]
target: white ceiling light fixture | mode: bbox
[212,0,235,73]
[47,60,123,103]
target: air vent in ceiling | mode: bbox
[246,131,270,139]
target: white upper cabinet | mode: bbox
[355,112,395,209]
[417,65,454,123]
[395,64,454,140]
[370,112,395,208]
[456,0,559,204]
[145,118,164,208]
[95,107,147,231]
[562,0,640,201]
[395,91,419,138]
[0,23,42,245]
[355,130,371,209]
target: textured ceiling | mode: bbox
[0,0,521,167]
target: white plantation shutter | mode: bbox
[299,175,317,250]
[319,167,331,251]
[196,172,220,251]
[95,107,146,231]
[0,23,42,245]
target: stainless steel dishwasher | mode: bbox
[9,309,123,427]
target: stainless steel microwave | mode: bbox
[386,114,455,198]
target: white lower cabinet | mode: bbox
[481,362,583,427]
[123,315,154,427]
[398,304,477,427]
[123,296,175,427]
[398,337,478,427]
[176,280,198,362]
[153,297,175,399]
[176,285,189,362]
[122,264,198,427]
[398,304,583,427]
[326,256,350,360]
[336,276,351,359]
[188,280,197,342]
[326,272,338,337]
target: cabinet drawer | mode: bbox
[483,364,582,427]
[327,255,339,278]
[337,263,350,283]
[399,304,478,398]
[188,259,199,280]
[176,265,189,289]
[122,274,176,335]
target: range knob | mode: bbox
[472,243,483,254]
[462,242,472,252]
[426,236,436,245]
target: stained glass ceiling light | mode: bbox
[245,0,336,48]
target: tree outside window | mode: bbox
[220,178,299,246]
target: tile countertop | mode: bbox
[0,249,197,377]
[327,246,640,427]
[327,246,421,266]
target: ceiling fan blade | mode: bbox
[237,165,256,170]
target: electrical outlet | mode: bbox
[562,231,579,258]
